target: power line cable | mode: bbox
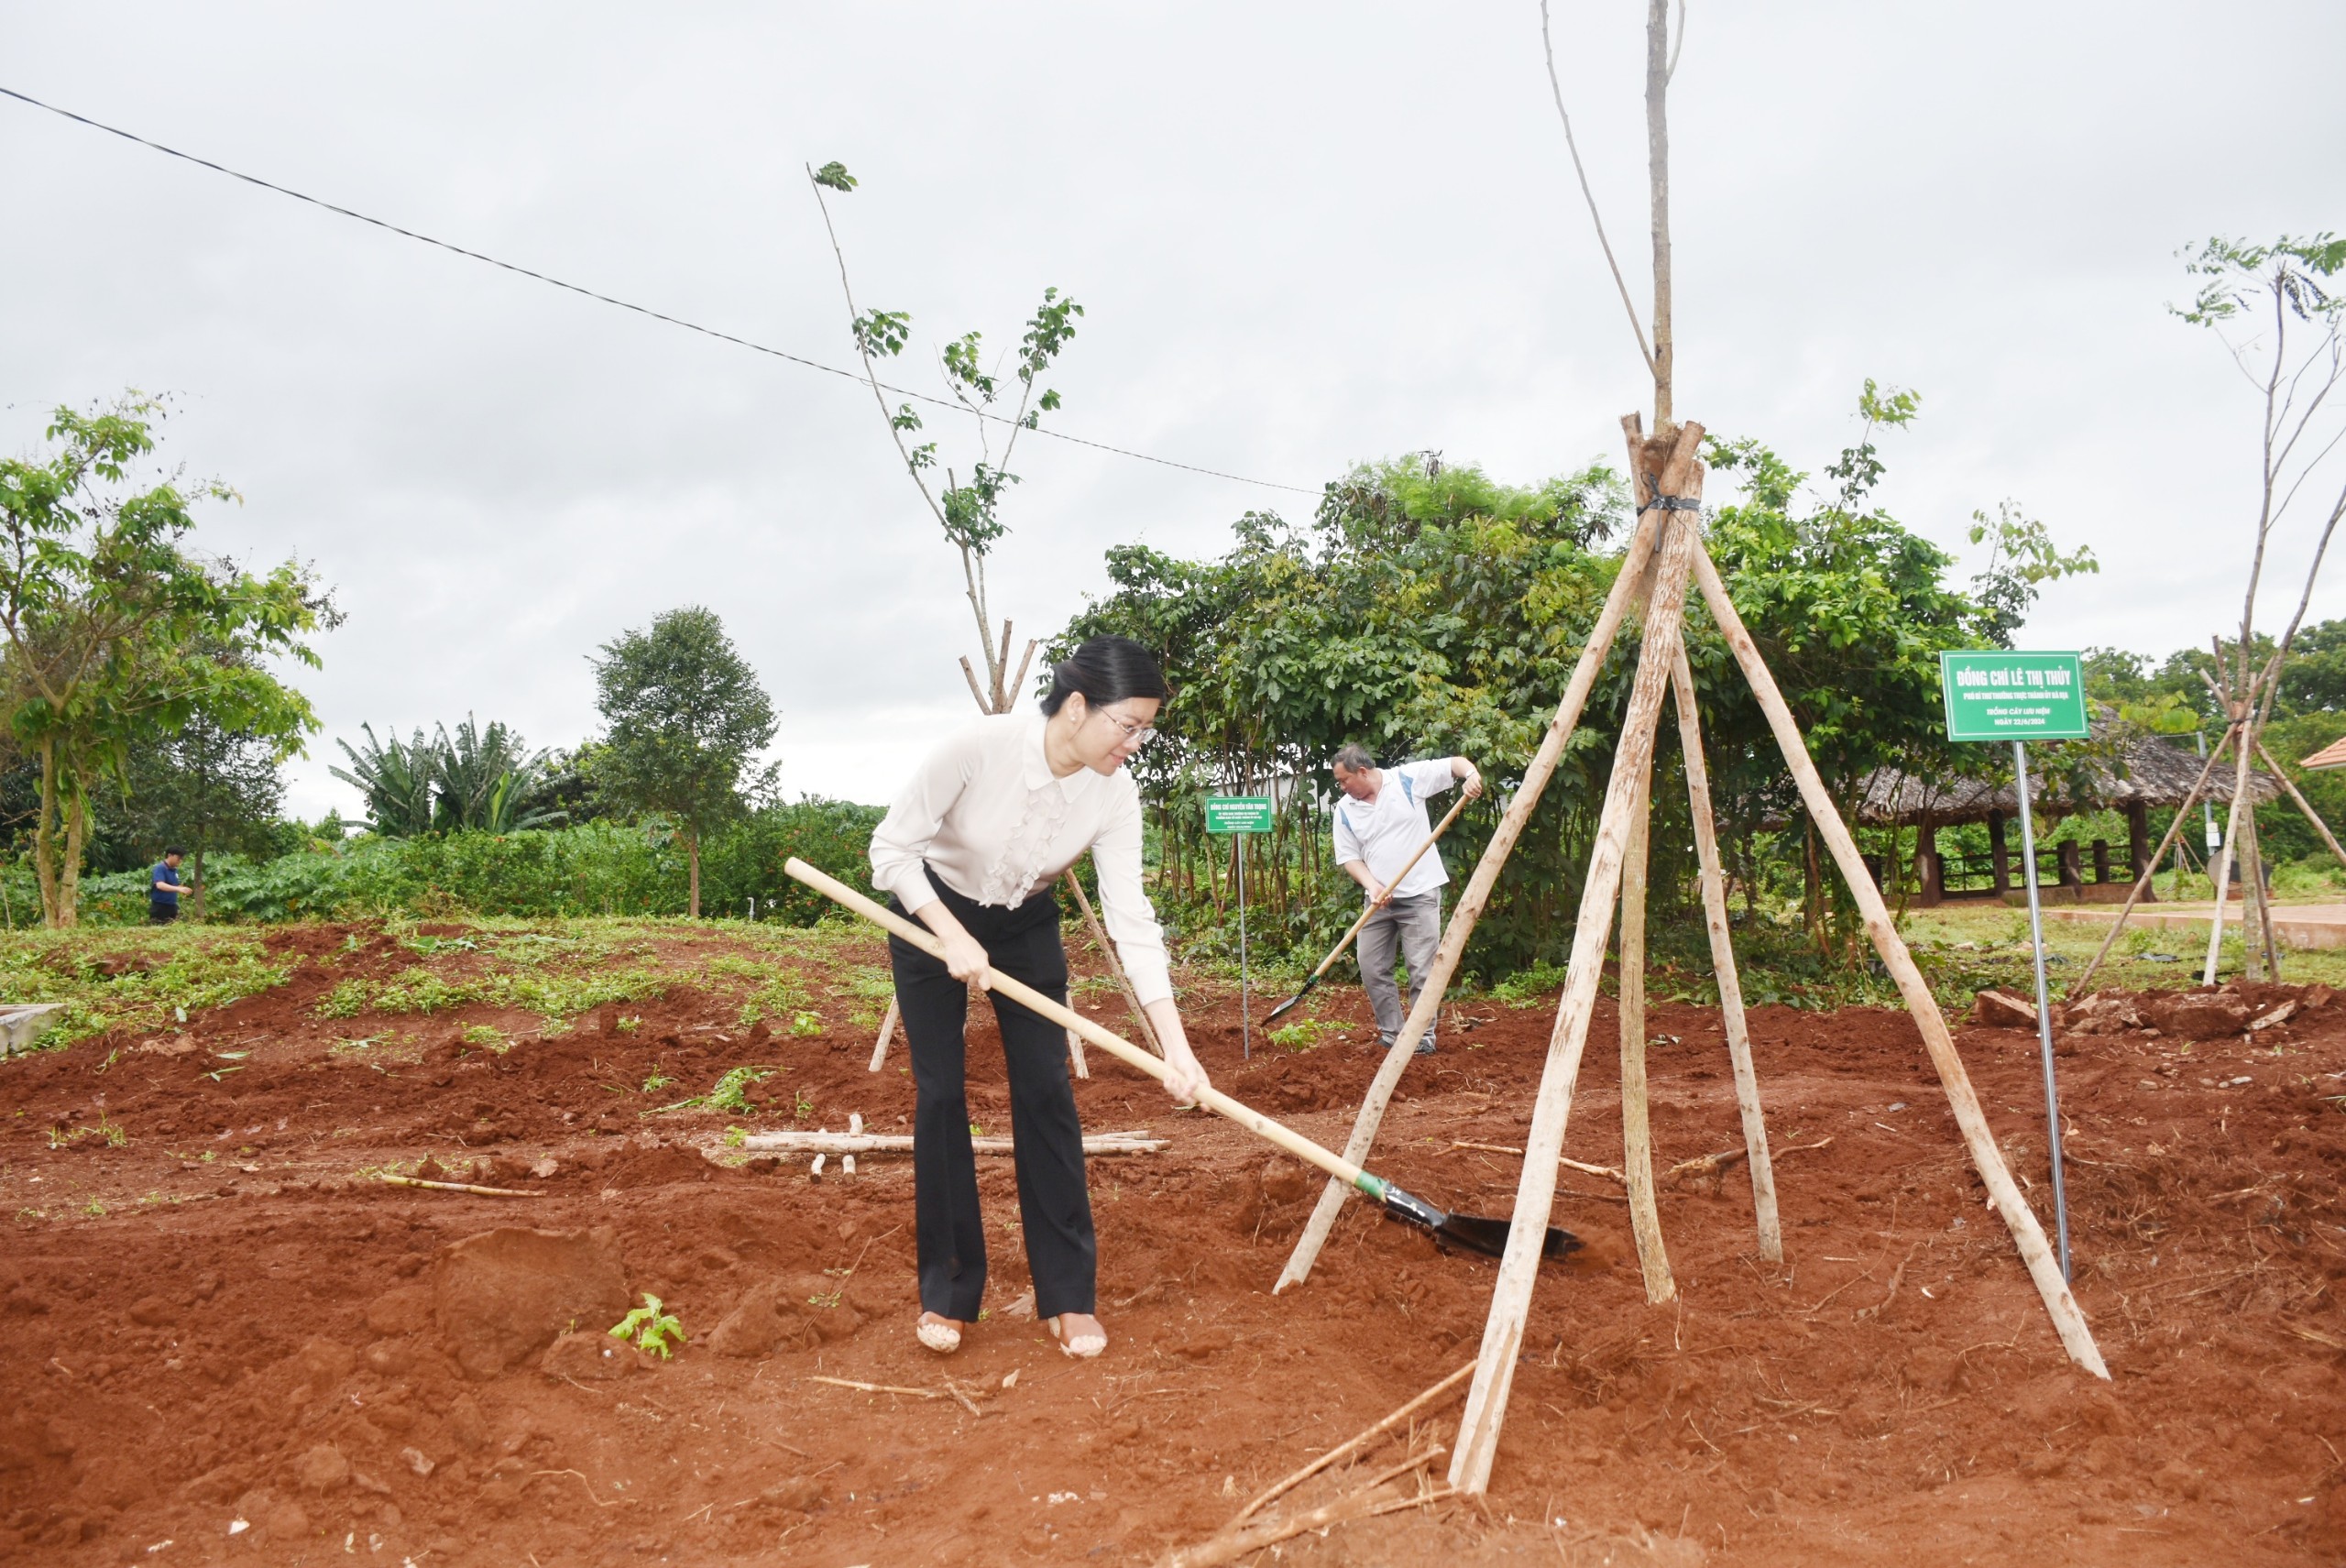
[0,83,1320,497]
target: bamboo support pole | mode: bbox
[2070,725,2239,994]
[1617,754,1675,1303]
[1451,418,1707,1495]
[1063,867,1161,1056]
[1273,495,1669,1293]
[2245,794,2280,979]
[1685,535,2108,1380]
[2204,709,2256,984]
[1670,638,1782,1261]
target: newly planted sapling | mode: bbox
[608,1294,685,1359]
[806,160,1084,716]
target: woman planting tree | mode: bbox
[868,635,1208,1360]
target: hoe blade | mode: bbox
[1378,1182,1583,1264]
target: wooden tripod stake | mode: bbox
[1274,497,1669,1292]
[1670,641,1781,1260]
[1617,751,1674,1304]
[1250,412,2110,1498]
[1449,418,1709,1491]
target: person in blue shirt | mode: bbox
[149,849,192,925]
[1330,743,1483,1055]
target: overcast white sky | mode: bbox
[5,3,2343,819]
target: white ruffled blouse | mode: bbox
[868,713,1173,1006]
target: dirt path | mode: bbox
[2,918,2341,1564]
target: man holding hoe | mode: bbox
[1331,743,1482,1056]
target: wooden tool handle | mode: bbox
[1314,792,1474,980]
[784,859,1376,1193]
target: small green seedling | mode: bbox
[1268,1019,1339,1052]
[789,1011,824,1038]
[460,1024,506,1049]
[609,1294,685,1359]
[641,1071,674,1095]
[614,1015,641,1035]
[707,1066,775,1113]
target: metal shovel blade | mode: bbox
[1263,974,1321,1025]
[1379,1183,1582,1263]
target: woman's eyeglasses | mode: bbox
[1092,708,1157,748]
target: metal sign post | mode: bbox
[1939,650,2088,1283]
[2008,739,2072,1281]
[1204,795,1276,1059]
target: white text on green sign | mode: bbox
[1938,652,2089,742]
[1204,795,1275,834]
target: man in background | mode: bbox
[1330,743,1482,1056]
[149,848,191,925]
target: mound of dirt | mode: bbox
[705,1273,866,1357]
[430,1227,629,1377]
[597,1141,725,1189]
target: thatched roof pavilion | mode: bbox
[1856,720,2279,828]
[1853,718,2278,905]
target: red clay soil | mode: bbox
[2,922,2343,1566]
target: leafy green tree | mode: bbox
[1054,389,2093,972]
[807,159,1082,712]
[106,707,287,915]
[590,607,776,916]
[1696,382,2095,946]
[0,396,330,925]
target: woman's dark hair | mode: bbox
[1040,635,1169,718]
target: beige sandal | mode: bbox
[1047,1313,1107,1359]
[916,1312,964,1354]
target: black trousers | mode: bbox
[888,870,1094,1321]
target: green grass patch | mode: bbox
[0,927,293,1047]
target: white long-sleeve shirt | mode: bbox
[1332,758,1459,900]
[868,713,1174,1006]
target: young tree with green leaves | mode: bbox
[0,396,331,926]
[590,607,776,917]
[806,159,1082,714]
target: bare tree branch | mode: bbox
[1538,0,1656,380]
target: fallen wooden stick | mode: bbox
[1235,1361,1473,1526]
[1662,1146,1748,1187]
[1171,1456,1451,1568]
[807,1373,981,1416]
[1447,1141,1627,1184]
[377,1174,541,1198]
[744,1129,1168,1156]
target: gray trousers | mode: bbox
[1356,891,1442,1043]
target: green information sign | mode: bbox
[1204,795,1275,834]
[1938,651,2089,743]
